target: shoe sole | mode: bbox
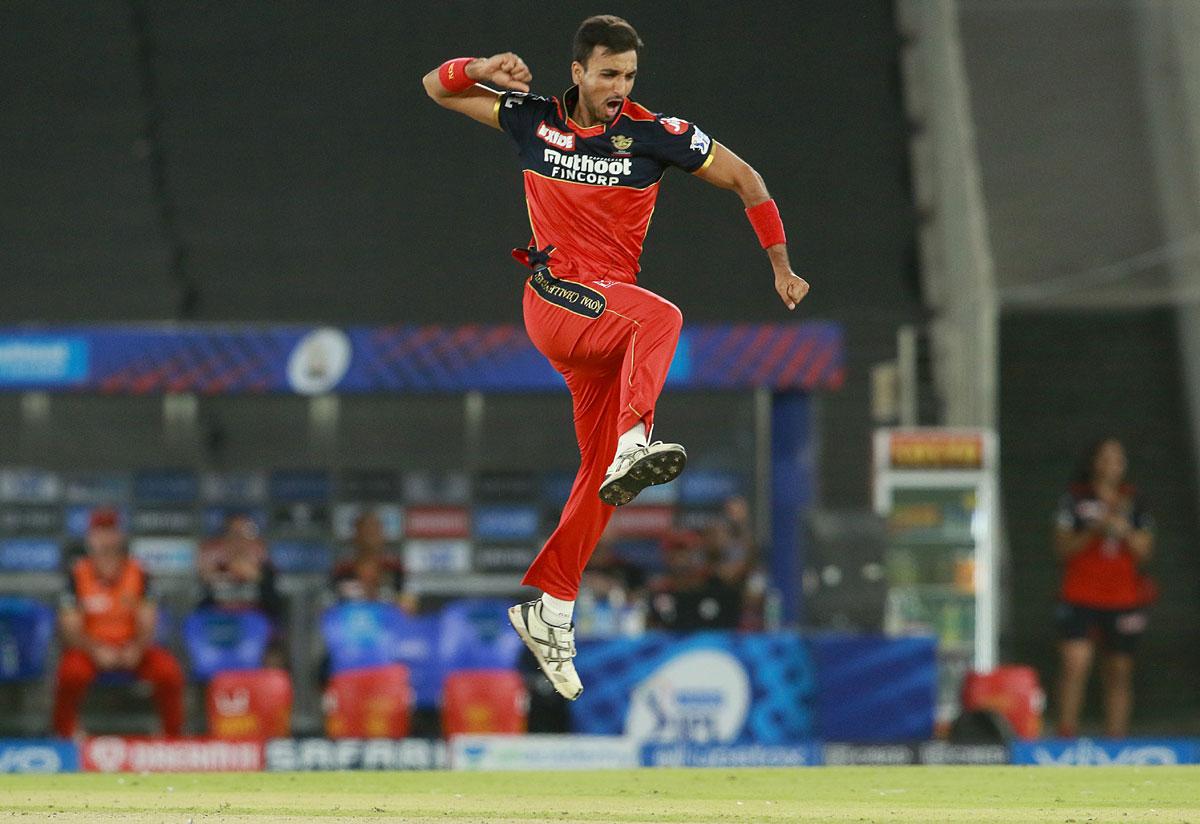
[598,446,688,507]
[507,604,583,701]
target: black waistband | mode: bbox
[527,267,606,319]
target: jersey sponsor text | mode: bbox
[543,148,633,186]
[536,123,575,151]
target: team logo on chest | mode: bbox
[536,122,576,151]
[610,134,634,151]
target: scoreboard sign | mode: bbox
[886,432,985,470]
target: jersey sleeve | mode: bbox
[496,91,552,147]
[1053,494,1080,531]
[649,114,715,173]
[1132,500,1154,532]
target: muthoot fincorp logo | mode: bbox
[542,149,633,186]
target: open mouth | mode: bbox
[604,98,623,119]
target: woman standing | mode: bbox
[1053,438,1155,737]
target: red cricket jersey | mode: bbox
[1055,483,1153,609]
[497,85,715,282]
[65,556,149,646]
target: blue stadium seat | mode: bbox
[437,598,523,672]
[0,597,54,681]
[387,612,441,710]
[182,608,271,682]
[321,602,442,708]
[321,601,400,672]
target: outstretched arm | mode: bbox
[421,53,533,130]
[695,143,810,310]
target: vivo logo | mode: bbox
[1031,739,1180,766]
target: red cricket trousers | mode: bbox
[53,646,185,737]
[520,274,683,600]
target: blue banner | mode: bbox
[0,335,88,387]
[133,470,198,504]
[808,633,937,742]
[269,470,332,503]
[268,540,332,574]
[642,743,823,767]
[0,469,61,503]
[64,472,133,504]
[1012,738,1200,766]
[200,471,267,504]
[677,470,743,505]
[473,506,540,542]
[571,632,814,745]
[0,323,844,395]
[0,539,61,572]
[0,739,79,773]
[0,599,55,680]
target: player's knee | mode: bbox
[657,300,683,335]
[56,653,93,687]
[146,650,185,688]
[160,660,185,690]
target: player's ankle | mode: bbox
[539,593,575,627]
[614,422,647,457]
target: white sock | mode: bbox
[615,422,647,456]
[539,593,575,627]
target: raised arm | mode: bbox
[695,143,810,310]
[421,54,533,130]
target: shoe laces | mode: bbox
[534,612,577,663]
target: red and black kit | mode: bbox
[496,86,714,600]
[1054,483,1154,652]
[497,86,715,281]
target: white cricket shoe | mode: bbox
[508,600,583,701]
[598,441,687,507]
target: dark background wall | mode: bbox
[1001,309,1200,731]
[0,0,919,507]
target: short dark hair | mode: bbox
[573,15,643,66]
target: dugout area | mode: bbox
[0,321,840,737]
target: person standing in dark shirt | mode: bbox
[1053,438,1154,737]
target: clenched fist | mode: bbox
[775,271,810,311]
[468,53,533,93]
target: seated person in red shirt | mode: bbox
[53,508,184,738]
[330,510,411,609]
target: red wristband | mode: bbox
[746,199,786,249]
[438,57,477,94]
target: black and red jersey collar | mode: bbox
[559,85,630,138]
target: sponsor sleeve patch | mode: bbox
[653,116,714,173]
[660,116,689,135]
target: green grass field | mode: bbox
[2,767,1198,823]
